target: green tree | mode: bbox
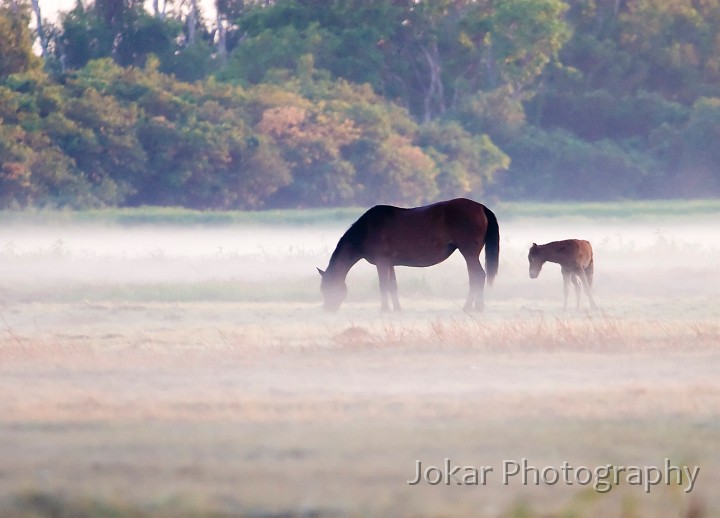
[520,0,720,201]
[673,97,720,196]
[617,0,720,102]
[417,121,510,199]
[58,0,182,70]
[497,127,655,200]
[223,0,571,121]
[0,1,41,80]
[1,70,116,208]
[218,21,326,85]
[253,85,360,206]
[65,58,293,209]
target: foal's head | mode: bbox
[317,268,347,312]
[528,243,545,279]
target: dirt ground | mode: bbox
[0,214,719,517]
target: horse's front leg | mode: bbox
[376,263,391,312]
[388,266,401,311]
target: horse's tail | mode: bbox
[482,205,500,286]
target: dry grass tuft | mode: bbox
[333,313,720,353]
[333,326,377,347]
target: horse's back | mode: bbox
[425,198,489,230]
[361,198,483,225]
[435,198,488,217]
[354,198,493,266]
[362,198,492,238]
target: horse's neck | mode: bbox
[327,241,360,280]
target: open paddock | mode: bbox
[0,204,719,516]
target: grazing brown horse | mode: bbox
[528,239,597,310]
[318,198,500,312]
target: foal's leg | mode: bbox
[570,274,581,309]
[388,266,401,311]
[376,263,391,312]
[462,252,486,311]
[561,270,571,310]
[579,271,598,310]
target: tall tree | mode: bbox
[224,0,570,121]
[30,0,48,57]
[0,0,41,79]
[186,0,198,44]
[617,0,720,102]
[57,0,182,69]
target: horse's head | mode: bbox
[528,243,544,279]
[317,267,347,312]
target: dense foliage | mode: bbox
[1,0,720,209]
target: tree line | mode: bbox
[1,0,720,210]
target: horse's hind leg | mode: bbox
[462,252,486,311]
[389,266,401,311]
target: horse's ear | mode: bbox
[531,242,538,248]
[317,267,325,277]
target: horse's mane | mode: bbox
[330,205,395,264]
[330,215,367,264]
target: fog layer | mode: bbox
[0,215,718,308]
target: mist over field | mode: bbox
[1,210,718,305]
[1,205,719,517]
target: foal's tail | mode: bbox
[585,256,594,287]
[482,205,500,286]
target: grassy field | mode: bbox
[1,198,719,226]
[0,201,719,517]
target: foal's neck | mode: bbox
[542,247,572,266]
